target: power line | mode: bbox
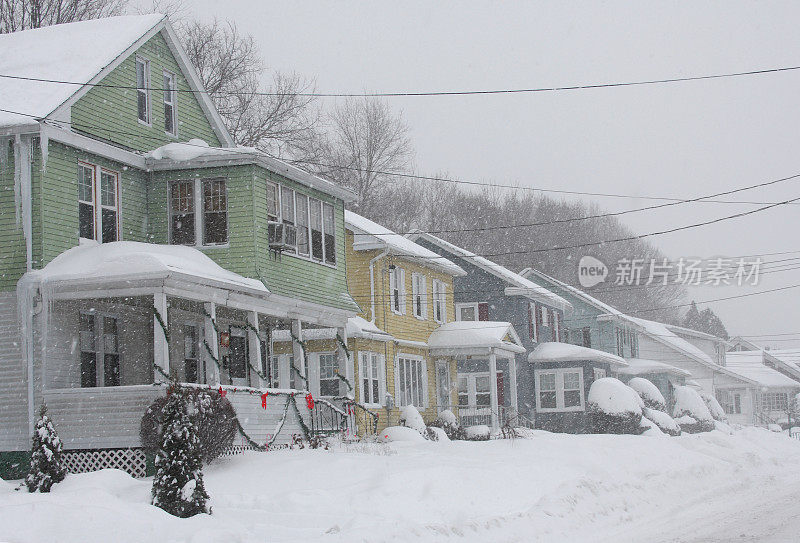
[3,63,800,97]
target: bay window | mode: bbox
[203,179,227,245]
[296,192,310,256]
[169,180,195,245]
[271,183,337,265]
[310,198,323,261]
[536,368,585,412]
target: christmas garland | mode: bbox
[289,331,310,387]
[334,333,354,392]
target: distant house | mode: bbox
[345,213,525,432]
[407,232,571,422]
[724,351,800,426]
[0,16,361,478]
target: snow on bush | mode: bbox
[714,420,734,435]
[628,377,667,411]
[642,407,681,436]
[639,415,666,437]
[427,426,451,442]
[465,425,491,440]
[398,405,427,434]
[26,403,66,493]
[769,424,783,433]
[699,391,727,422]
[428,410,467,440]
[439,409,458,426]
[378,426,427,443]
[672,386,715,433]
[587,378,644,435]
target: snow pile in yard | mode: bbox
[466,425,491,439]
[699,391,727,421]
[378,426,427,443]
[673,386,714,423]
[4,429,800,542]
[398,405,426,434]
[588,378,643,415]
[628,377,666,410]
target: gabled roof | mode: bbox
[724,352,800,389]
[665,323,731,346]
[346,212,465,276]
[427,321,526,354]
[728,336,762,351]
[520,267,621,317]
[528,342,628,368]
[0,15,233,146]
[406,231,570,311]
[727,349,800,382]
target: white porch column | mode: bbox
[489,351,499,432]
[509,354,519,418]
[247,311,264,388]
[291,319,305,390]
[153,292,169,382]
[338,326,353,397]
[204,302,220,385]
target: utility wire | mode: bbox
[2,63,800,97]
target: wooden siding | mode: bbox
[71,32,221,152]
[228,392,309,447]
[0,292,29,451]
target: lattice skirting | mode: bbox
[62,448,147,479]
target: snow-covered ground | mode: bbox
[2,428,799,542]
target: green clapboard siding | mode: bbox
[0,141,26,292]
[71,31,221,152]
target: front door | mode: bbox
[435,359,451,413]
[228,328,249,387]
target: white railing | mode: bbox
[440,405,507,428]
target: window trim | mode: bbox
[78,161,120,243]
[317,351,342,397]
[135,56,151,126]
[411,272,428,320]
[389,266,406,315]
[162,70,178,137]
[394,354,428,408]
[168,178,229,248]
[432,279,447,324]
[456,302,479,322]
[78,310,124,388]
[272,182,338,268]
[528,302,538,342]
[535,367,585,413]
[358,351,385,407]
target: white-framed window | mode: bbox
[535,368,585,412]
[456,302,478,322]
[761,392,788,412]
[358,351,385,406]
[458,372,492,408]
[136,57,151,125]
[411,273,427,320]
[78,161,119,243]
[79,312,120,388]
[389,266,406,315]
[318,352,341,396]
[432,279,447,323]
[396,355,427,407]
[593,367,606,381]
[272,184,337,265]
[169,178,227,246]
[163,71,177,135]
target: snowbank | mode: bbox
[378,426,427,443]
[628,377,666,410]
[465,425,491,439]
[588,378,643,415]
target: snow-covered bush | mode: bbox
[428,409,467,440]
[427,426,451,442]
[587,378,644,435]
[26,403,66,493]
[465,425,491,441]
[378,426,427,443]
[639,415,666,436]
[642,407,681,436]
[151,388,209,518]
[628,377,667,411]
[672,386,715,433]
[142,388,237,463]
[398,405,426,434]
[699,391,727,422]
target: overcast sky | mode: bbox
[179,1,799,348]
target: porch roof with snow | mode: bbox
[724,355,800,389]
[0,15,231,146]
[345,212,465,276]
[528,342,629,368]
[24,241,268,298]
[616,358,692,378]
[406,232,571,311]
[345,316,394,343]
[427,321,526,357]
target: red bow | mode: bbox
[305,393,315,410]
[261,392,269,409]
[218,386,226,398]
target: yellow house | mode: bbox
[345,212,526,434]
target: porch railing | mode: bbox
[309,398,349,437]
[343,399,380,437]
[440,405,508,428]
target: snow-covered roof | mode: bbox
[427,321,526,354]
[346,213,465,276]
[147,140,356,202]
[520,267,621,317]
[0,15,166,127]
[528,342,628,368]
[28,241,267,295]
[616,358,692,378]
[271,327,338,342]
[406,232,570,310]
[665,323,731,345]
[726,351,800,388]
[346,316,394,342]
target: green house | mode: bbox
[0,15,360,478]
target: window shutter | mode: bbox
[534,303,542,339]
[399,269,406,314]
[393,356,400,406]
[421,359,429,407]
[421,276,428,319]
[389,268,396,311]
[478,302,489,321]
[527,303,534,339]
[357,352,365,403]
[378,354,387,406]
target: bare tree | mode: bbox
[321,97,413,215]
[0,0,126,33]
[178,18,323,165]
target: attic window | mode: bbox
[163,71,177,135]
[136,57,151,124]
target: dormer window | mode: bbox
[136,57,151,125]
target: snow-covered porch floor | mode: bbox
[2,428,800,542]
